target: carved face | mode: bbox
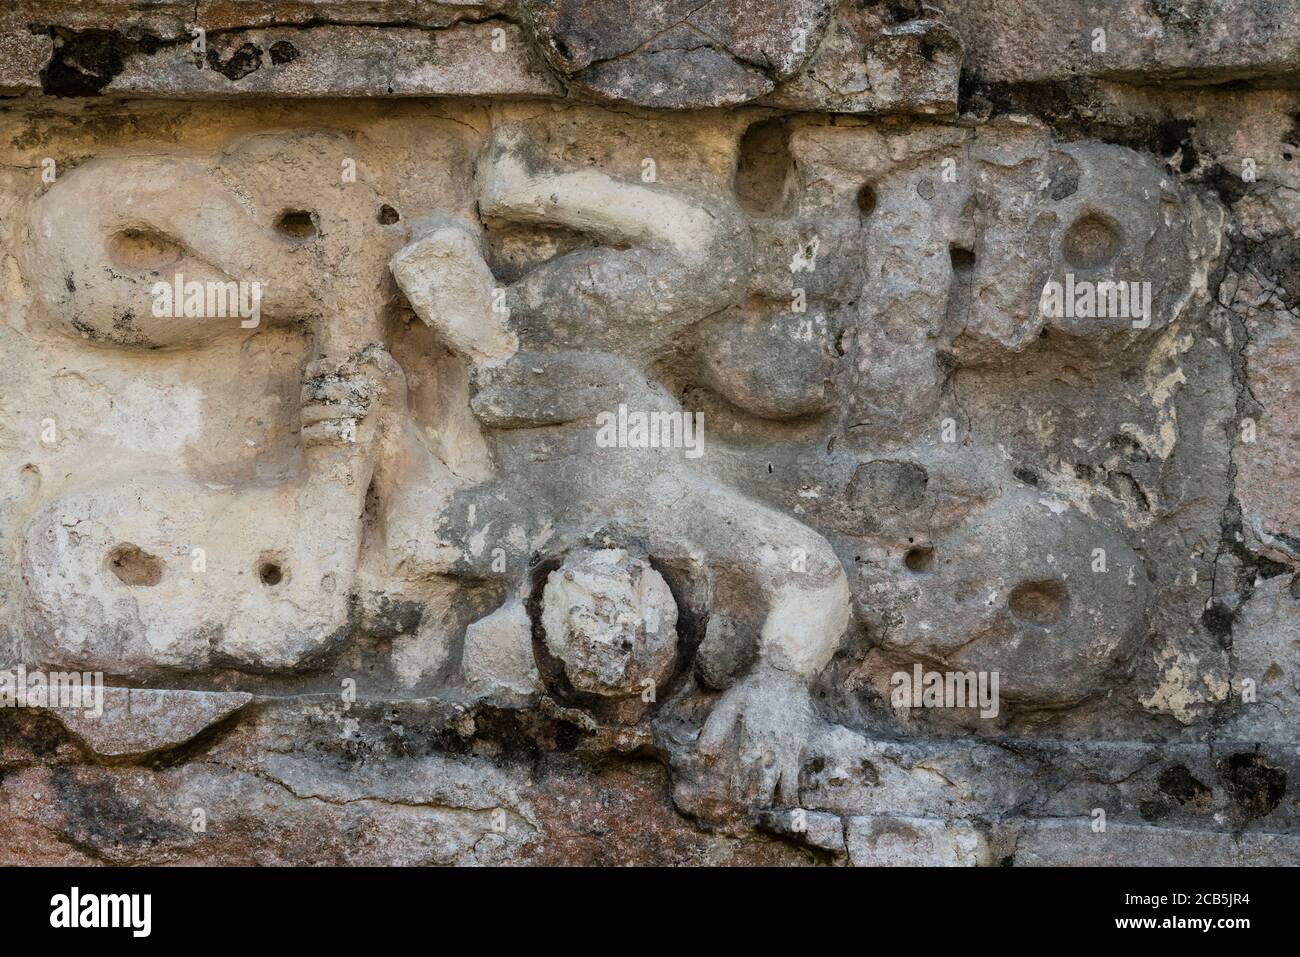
[19,131,404,680]
[25,130,395,350]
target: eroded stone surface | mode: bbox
[846,815,990,867]
[1,0,958,111]
[951,0,1300,86]
[45,689,253,758]
[541,549,678,700]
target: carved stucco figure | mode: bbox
[0,7,1292,861]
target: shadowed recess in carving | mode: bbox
[276,210,318,241]
[107,228,183,271]
[106,544,163,587]
[735,118,796,215]
[857,183,878,216]
[904,545,934,572]
[949,245,975,273]
[1008,579,1067,625]
[1062,214,1121,268]
[258,558,285,586]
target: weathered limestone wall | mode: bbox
[0,0,1297,865]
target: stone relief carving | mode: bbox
[0,0,1296,867]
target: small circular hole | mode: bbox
[378,204,400,225]
[904,545,934,572]
[259,561,284,586]
[276,210,318,241]
[857,183,878,216]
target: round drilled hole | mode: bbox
[276,210,318,241]
[258,560,284,586]
[1062,214,1121,268]
[106,543,163,587]
[904,545,934,572]
[1008,579,1068,625]
[857,183,878,216]
[377,204,400,225]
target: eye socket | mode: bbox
[106,543,163,586]
[1062,213,1121,268]
[258,559,284,586]
[857,183,878,216]
[276,210,318,241]
[904,545,934,572]
[107,229,183,271]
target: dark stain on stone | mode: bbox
[1200,600,1236,644]
[1012,465,1040,487]
[866,0,924,24]
[0,708,73,760]
[207,43,263,81]
[1199,163,1250,206]
[269,40,300,66]
[1282,112,1300,148]
[1143,0,1198,26]
[959,79,1213,185]
[1217,751,1286,818]
[41,29,160,97]
[1137,797,1168,821]
[366,595,424,639]
[1159,764,1212,804]
[51,767,188,851]
[1046,152,1080,200]
[958,77,1087,128]
[70,318,100,339]
[1107,470,1150,512]
[1107,432,1150,463]
[1154,119,1198,173]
